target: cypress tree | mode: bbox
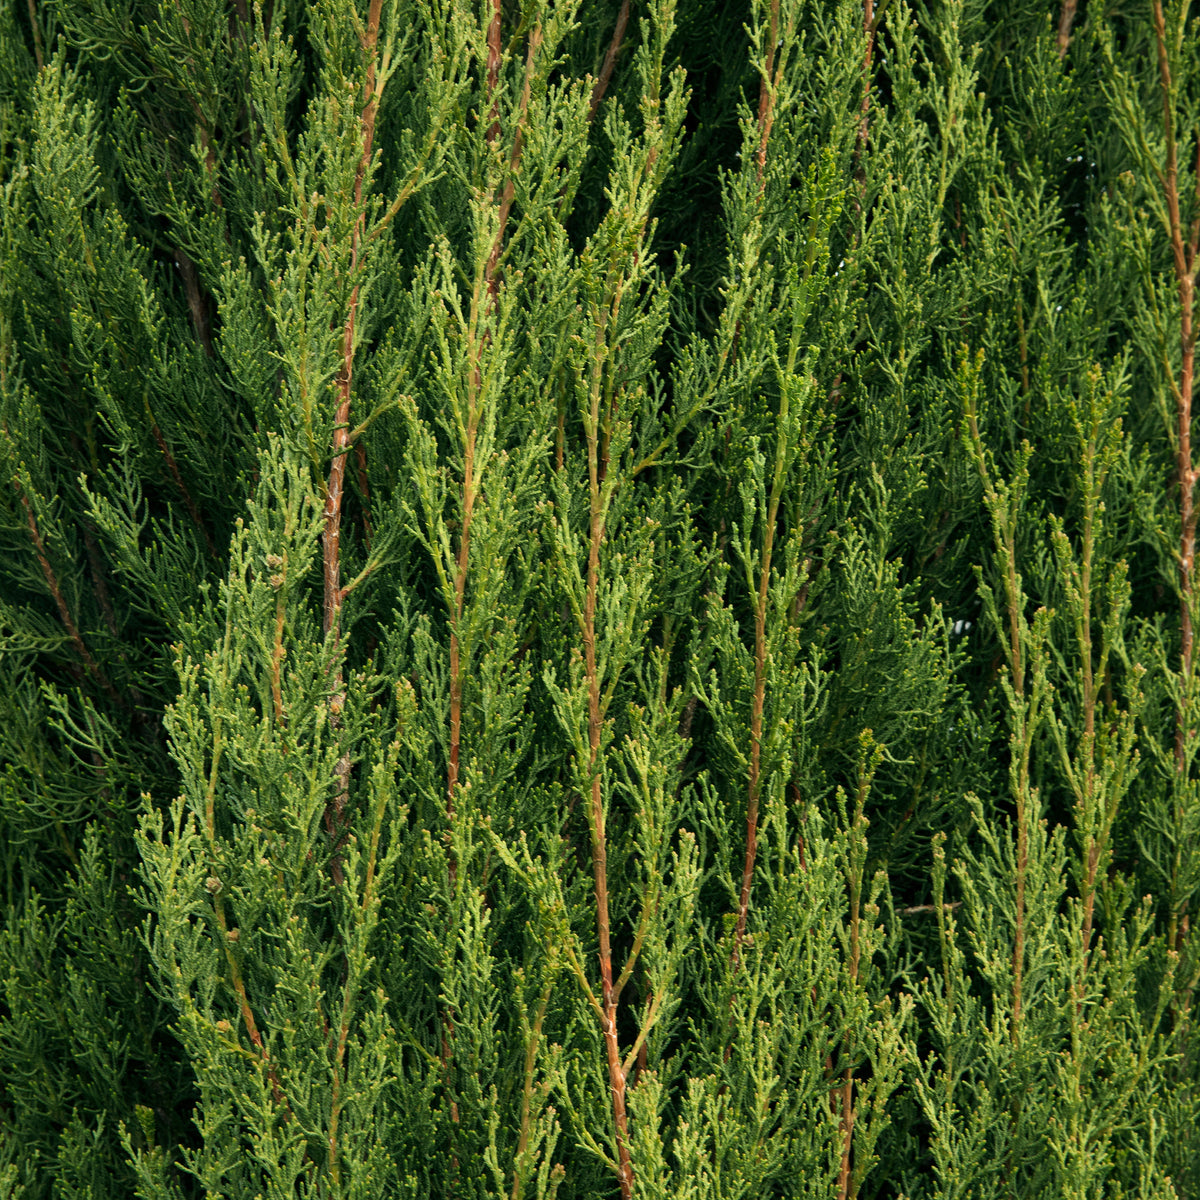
[0,0,1197,1197]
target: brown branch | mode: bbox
[963,384,1029,1046]
[25,0,43,70]
[149,419,219,559]
[269,555,287,729]
[755,0,782,191]
[1153,3,1199,786]
[732,558,769,961]
[855,0,875,179]
[486,0,503,142]
[450,21,540,834]
[512,981,554,1200]
[732,403,789,965]
[1056,0,1078,58]
[201,728,291,1119]
[486,25,542,296]
[589,0,630,122]
[174,248,214,358]
[79,510,120,642]
[836,751,874,1200]
[17,484,120,705]
[584,478,634,1200]
[322,0,385,885]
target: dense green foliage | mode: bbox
[1,0,1198,1195]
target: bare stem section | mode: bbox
[963,366,1033,1045]
[836,743,876,1200]
[1153,2,1199,794]
[322,0,385,883]
[1057,0,1078,58]
[589,0,630,119]
[732,430,783,962]
[581,315,634,1200]
[16,482,118,704]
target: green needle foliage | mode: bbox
[1,0,1199,1196]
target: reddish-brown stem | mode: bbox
[964,396,1028,1043]
[1011,618,1029,1046]
[215,897,289,1111]
[1076,446,1100,973]
[449,22,539,829]
[486,26,542,296]
[486,0,503,142]
[589,0,630,121]
[322,0,385,884]
[584,469,634,1200]
[755,0,781,190]
[733,557,770,961]
[201,729,291,1118]
[25,0,43,69]
[1056,0,1078,59]
[836,767,869,1200]
[327,787,388,1187]
[446,420,476,831]
[1153,3,1198,784]
[855,0,875,175]
[271,570,287,729]
[18,485,120,704]
[512,982,554,1200]
[150,420,218,558]
[733,419,787,962]
[174,248,214,358]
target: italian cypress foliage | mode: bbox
[2,1,1200,1199]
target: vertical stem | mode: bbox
[589,0,630,121]
[584,391,634,1200]
[1076,430,1100,967]
[755,0,781,190]
[149,416,219,558]
[485,0,502,142]
[446,410,476,831]
[1153,2,1198,794]
[1056,0,1078,58]
[353,441,374,549]
[25,0,44,70]
[323,0,385,884]
[16,484,119,705]
[512,981,554,1200]
[732,499,775,961]
[201,722,291,1117]
[732,0,789,966]
[855,0,875,180]
[327,764,391,1188]
[448,18,538,834]
[271,564,287,729]
[964,392,1028,1044]
[837,762,870,1200]
[441,20,540,1178]
[1152,11,1200,1073]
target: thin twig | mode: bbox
[150,419,219,559]
[1056,0,1078,59]
[25,0,43,70]
[17,484,120,705]
[589,0,630,121]
[323,0,386,885]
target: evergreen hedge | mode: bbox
[1,0,1198,1195]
